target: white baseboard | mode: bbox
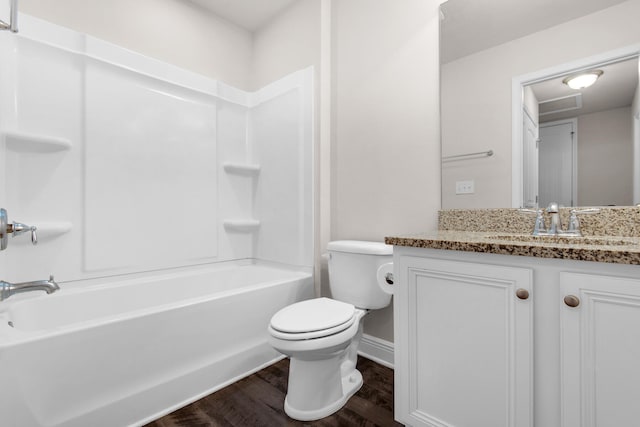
[358,334,394,369]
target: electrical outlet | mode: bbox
[456,180,475,194]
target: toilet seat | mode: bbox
[270,298,356,341]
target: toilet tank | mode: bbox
[327,240,393,309]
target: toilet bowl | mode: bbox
[268,240,393,421]
[268,297,366,421]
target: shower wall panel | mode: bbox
[0,15,313,285]
[252,71,314,268]
[216,95,254,260]
[84,62,218,272]
[1,33,85,283]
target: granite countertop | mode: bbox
[385,207,640,265]
[385,231,640,265]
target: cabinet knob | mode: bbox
[564,295,580,308]
[516,288,529,300]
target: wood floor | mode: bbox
[145,356,402,427]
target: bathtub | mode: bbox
[0,261,313,427]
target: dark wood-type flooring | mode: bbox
[145,356,403,427]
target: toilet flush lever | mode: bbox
[0,208,38,250]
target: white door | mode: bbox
[395,256,533,427]
[539,120,576,207]
[523,110,539,208]
[560,272,640,427]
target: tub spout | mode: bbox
[0,275,59,301]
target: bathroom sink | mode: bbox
[484,234,638,247]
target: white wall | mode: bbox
[578,107,633,206]
[251,1,322,91]
[330,0,442,341]
[19,0,253,89]
[442,0,640,208]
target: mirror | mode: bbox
[440,0,640,209]
[518,55,639,209]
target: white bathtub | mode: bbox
[0,261,313,427]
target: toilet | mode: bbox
[267,240,393,421]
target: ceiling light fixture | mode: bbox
[562,70,603,90]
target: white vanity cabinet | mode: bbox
[560,272,640,427]
[394,252,533,427]
[393,246,640,427]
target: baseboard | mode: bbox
[358,334,394,369]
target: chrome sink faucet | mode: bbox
[0,275,59,301]
[546,202,562,234]
[521,203,600,236]
[546,203,601,236]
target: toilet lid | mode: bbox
[270,297,356,334]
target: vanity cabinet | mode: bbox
[560,273,640,427]
[394,254,533,427]
[393,246,640,427]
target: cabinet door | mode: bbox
[560,273,640,427]
[395,256,533,427]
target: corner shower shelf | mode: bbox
[4,131,72,153]
[223,219,261,232]
[223,162,261,176]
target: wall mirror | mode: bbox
[440,0,640,209]
[513,53,639,209]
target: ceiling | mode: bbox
[188,0,298,32]
[531,57,639,123]
[440,0,629,64]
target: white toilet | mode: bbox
[267,240,393,421]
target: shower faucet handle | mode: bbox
[0,208,38,250]
[9,222,38,245]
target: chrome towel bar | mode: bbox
[442,149,493,162]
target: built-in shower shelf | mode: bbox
[4,131,72,153]
[223,162,261,176]
[223,219,261,232]
[13,221,73,243]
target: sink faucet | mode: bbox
[522,203,600,236]
[546,202,562,234]
[0,275,59,301]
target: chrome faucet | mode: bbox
[546,202,562,234]
[0,275,59,301]
[521,203,600,236]
[1,208,38,251]
[545,203,601,236]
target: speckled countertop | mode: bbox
[385,207,640,265]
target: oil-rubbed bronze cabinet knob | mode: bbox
[564,295,580,308]
[516,288,529,300]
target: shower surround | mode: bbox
[0,14,314,427]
